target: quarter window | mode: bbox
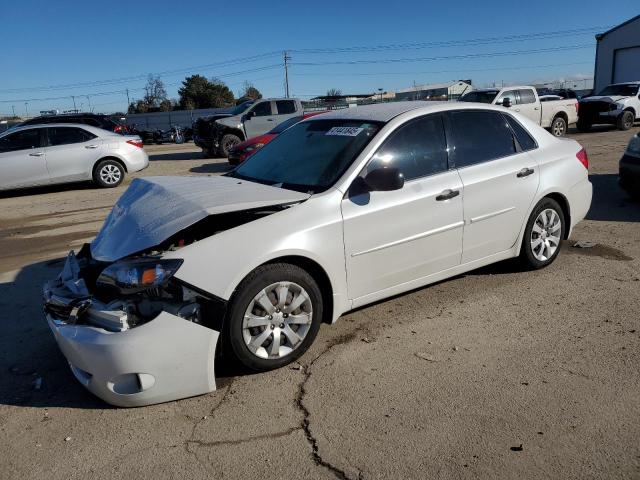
[503,114,537,151]
[367,115,449,181]
[48,127,96,146]
[517,89,536,104]
[0,129,41,153]
[275,100,296,115]
[251,102,272,117]
[450,111,516,167]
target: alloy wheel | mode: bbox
[552,118,566,136]
[242,281,313,360]
[99,164,122,185]
[530,208,562,261]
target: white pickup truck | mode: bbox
[459,86,579,136]
[577,82,640,131]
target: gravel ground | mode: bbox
[0,128,639,480]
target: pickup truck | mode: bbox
[194,98,303,157]
[577,82,640,131]
[459,86,578,137]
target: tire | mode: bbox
[576,119,592,132]
[223,263,323,372]
[550,116,567,137]
[617,111,634,131]
[219,133,241,158]
[93,159,125,188]
[519,198,565,269]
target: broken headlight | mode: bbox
[96,258,183,295]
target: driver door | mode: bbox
[0,127,50,189]
[341,114,464,305]
[243,101,276,138]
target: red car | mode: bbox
[228,111,327,165]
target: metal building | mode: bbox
[594,15,640,92]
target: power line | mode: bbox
[291,44,594,66]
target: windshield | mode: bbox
[458,91,499,103]
[597,84,639,97]
[229,119,382,193]
[268,115,303,134]
[229,101,254,115]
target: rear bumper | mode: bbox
[579,110,623,125]
[566,177,592,235]
[124,148,149,173]
[619,154,640,195]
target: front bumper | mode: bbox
[44,254,219,407]
[619,153,640,195]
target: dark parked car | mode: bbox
[19,113,129,134]
[620,133,640,199]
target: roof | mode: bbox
[310,94,374,101]
[307,101,441,122]
[396,81,471,94]
[2,123,118,136]
[596,15,640,39]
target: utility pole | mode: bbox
[283,51,291,98]
[86,95,92,112]
[11,105,15,117]
[126,88,130,107]
[24,102,29,117]
[71,95,77,112]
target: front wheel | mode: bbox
[519,198,565,269]
[550,116,567,137]
[93,159,125,188]
[617,111,634,131]
[219,134,241,158]
[223,263,323,372]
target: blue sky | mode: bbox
[1,1,638,115]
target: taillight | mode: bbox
[114,125,124,133]
[576,148,589,170]
[126,139,144,149]
[575,102,579,114]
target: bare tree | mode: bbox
[326,88,342,97]
[143,74,168,109]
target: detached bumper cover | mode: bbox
[44,252,219,407]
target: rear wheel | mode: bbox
[219,133,241,158]
[93,159,125,188]
[617,111,634,131]
[519,198,565,269]
[550,116,567,137]
[576,119,592,132]
[223,263,323,372]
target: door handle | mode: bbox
[436,189,460,201]
[29,152,44,157]
[267,118,274,121]
[515,109,521,112]
[534,107,540,110]
[517,167,535,178]
[85,144,99,149]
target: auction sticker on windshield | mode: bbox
[326,126,364,136]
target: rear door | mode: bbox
[0,128,49,189]
[274,100,300,127]
[448,110,540,263]
[243,101,276,138]
[342,114,464,302]
[45,126,101,182]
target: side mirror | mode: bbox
[501,97,511,108]
[363,167,404,192]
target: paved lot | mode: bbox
[1,128,639,480]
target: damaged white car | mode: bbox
[44,102,592,407]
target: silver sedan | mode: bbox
[0,123,148,190]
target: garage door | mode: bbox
[613,46,640,84]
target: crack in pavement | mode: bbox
[186,426,302,448]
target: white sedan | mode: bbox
[0,123,148,190]
[44,102,592,406]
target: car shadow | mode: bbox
[190,163,233,174]
[587,173,640,222]
[0,257,249,409]
[148,151,208,162]
[0,181,98,199]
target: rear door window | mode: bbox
[0,129,42,153]
[517,89,536,104]
[275,100,297,115]
[366,114,449,181]
[449,110,517,167]
[503,114,537,151]
[47,127,96,146]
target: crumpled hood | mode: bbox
[580,95,629,103]
[91,176,309,262]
